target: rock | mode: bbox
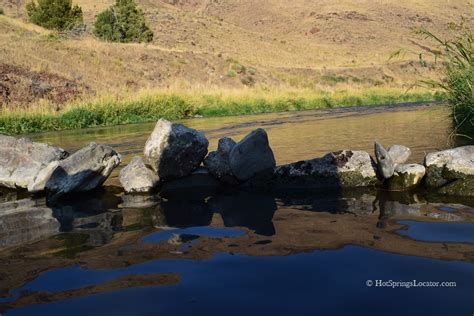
[0,135,68,189]
[28,143,121,195]
[119,157,159,193]
[374,142,395,179]
[424,146,474,188]
[204,137,237,184]
[143,119,208,180]
[437,178,474,197]
[386,164,426,191]
[229,129,276,181]
[388,145,411,165]
[272,150,378,189]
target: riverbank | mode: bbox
[0,88,442,135]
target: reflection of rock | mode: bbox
[28,143,121,195]
[121,193,160,209]
[50,193,123,246]
[160,167,220,199]
[424,146,474,196]
[209,191,277,236]
[144,119,209,180]
[0,198,60,248]
[229,129,276,181]
[119,157,159,193]
[204,137,237,184]
[0,135,68,189]
[158,199,212,228]
[168,233,200,246]
[386,164,425,191]
[273,150,378,189]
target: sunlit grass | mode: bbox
[0,87,441,135]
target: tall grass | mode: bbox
[0,88,438,135]
[416,23,473,139]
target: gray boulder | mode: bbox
[272,150,378,188]
[204,137,237,184]
[424,146,474,187]
[388,145,411,165]
[119,157,159,193]
[28,143,121,195]
[0,135,68,189]
[386,163,425,191]
[144,119,209,180]
[229,129,276,181]
[374,142,395,179]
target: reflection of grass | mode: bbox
[51,233,93,258]
[0,87,441,134]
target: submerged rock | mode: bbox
[204,137,237,184]
[229,129,276,181]
[386,164,426,191]
[374,142,395,179]
[28,143,121,195]
[119,157,159,193]
[424,146,474,188]
[144,119,209,181]
[437,178,474,197]
[272,150,378,188]
[388,145,411,165]
[0,135,68,189]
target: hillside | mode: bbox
[0,0,472,109]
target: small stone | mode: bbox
[119,157,159,193]
[388,145,411,165]
[204,137,237,184]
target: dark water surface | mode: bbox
[1,104,474,315]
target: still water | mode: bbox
[1,103,474,315]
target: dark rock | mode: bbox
[204,137,238,184]
[229,129,276,181]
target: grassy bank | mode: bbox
[0,88,442,135]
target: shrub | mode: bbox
[94,0,153,43]
[0,7,4,15]
[26,0,83,31]
[416,23,473,139]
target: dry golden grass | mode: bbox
[0,0,472,110]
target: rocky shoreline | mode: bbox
[0,119,472,198]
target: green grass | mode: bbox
[0,90,441,135]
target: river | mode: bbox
[0,103,473,316]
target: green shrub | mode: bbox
[94,0,153,43]
[0,7,4,15]
[26,0,83,31]
[416,23,473,138]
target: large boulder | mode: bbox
[386,164,425,191]
[204,137,237,184]
[119,157,159,193]
[0,135,68,189]
[272,150,378,189]
[229,129,276,181]
[28,143,121,195]
[424,146,474,187]
[374,142,395,179]
[144,119,209,180]
[424,146,474,197]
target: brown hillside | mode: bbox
[0,0,472,106]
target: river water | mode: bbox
[1,103,473,315]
